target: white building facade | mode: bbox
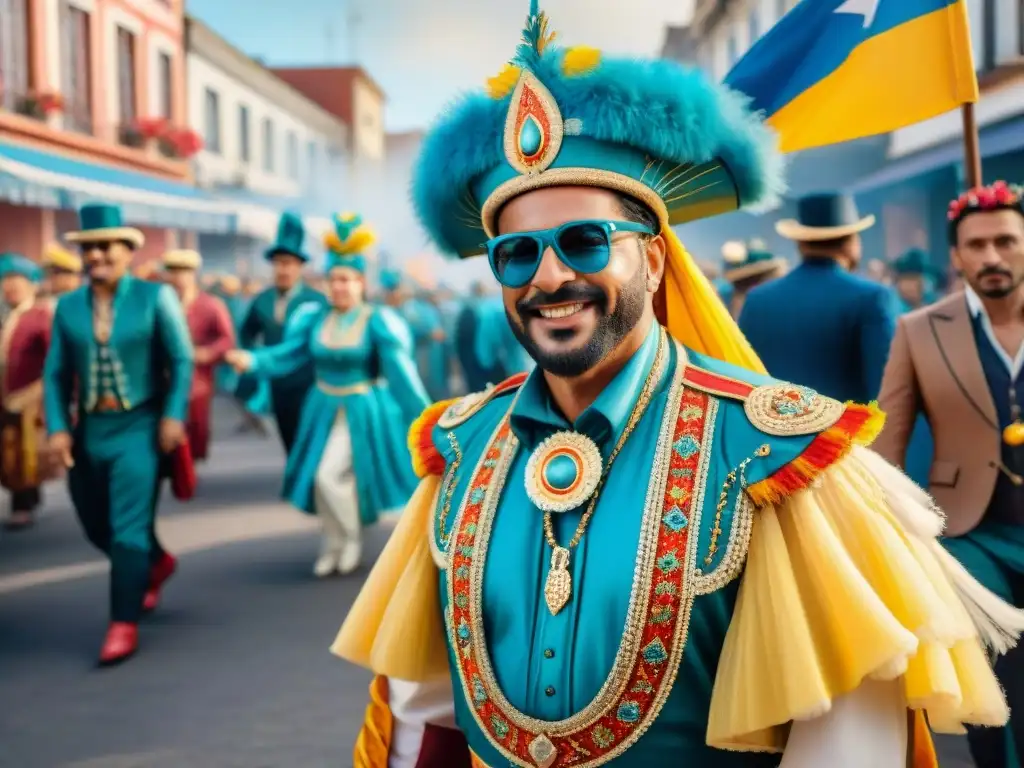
[184,16,350,270]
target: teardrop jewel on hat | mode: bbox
[524,431,602,513]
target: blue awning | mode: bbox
[848,116,1024,194]
[0,140,237,234]
[211,186,333,243]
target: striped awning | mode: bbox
[0,140,237,234]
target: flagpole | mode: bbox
[961,102,982,189]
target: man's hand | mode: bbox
[430,328,446,343]
[194,347,216,366]
[224,349,253,373]
[49,431,74,468]
[159,418,186,454]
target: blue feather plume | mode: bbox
[513,0,555,70]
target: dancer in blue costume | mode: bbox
[44,203,194,666]
[227,214,430,577]
[331,4,1021,767]
[237,212,327,453]
[382,269,450,401]
[474,293,534,381]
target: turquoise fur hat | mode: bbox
[379,269,402,292]
[412,0,783,258]
[265,211,310,263]
[0,253,42,283]
[323,212,376,274]
[722,238,786,283]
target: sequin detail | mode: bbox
[446,383,711,766]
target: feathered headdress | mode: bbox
[412,0,778,372]
[323,212,377,274]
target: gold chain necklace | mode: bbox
[542,330,667,615]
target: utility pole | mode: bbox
[347,0,362,63]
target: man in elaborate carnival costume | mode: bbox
[227,215,430,578]
[40,242,83,298]
[0,255,57,530]
[332,5,1023,766]
[43,203,195,665]
[877,182,1024,767]
[161,248,236,464]
[237,212,327,455]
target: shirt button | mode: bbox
[545,686,556,697]
[543,649,555,659]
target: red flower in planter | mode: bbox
[161,126,204,159]
[135,117,169,139]
[37,92,64,114]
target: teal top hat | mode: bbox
[412,0,782,258]
[265,211,310,263]
[323,212,376,275]
[892,248,941,279]
[0,252,42,283]
[776,192,875,242]
[722,238,786,283]
[379,269,402,292]
[64,203,145,248]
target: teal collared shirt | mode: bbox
[509,321,660,455]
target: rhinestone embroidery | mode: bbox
[445,375,712,767]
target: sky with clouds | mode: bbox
[185,0,696,131]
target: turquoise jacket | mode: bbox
[474,296,534,380]
[238,284,327,396]
[426,324,843,766]
[44,275,195,433]
[250,302,429,519]
[401,297,450,401]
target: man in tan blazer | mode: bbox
[876,181,1024,768]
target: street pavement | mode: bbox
[0,400,977,767]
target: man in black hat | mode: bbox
[738,191,898,403]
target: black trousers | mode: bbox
[10,487,41,513]
[967,572,1024,766]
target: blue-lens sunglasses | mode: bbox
[485,219,656,289]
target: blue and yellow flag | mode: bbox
[725,0,978,153]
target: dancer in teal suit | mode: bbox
[237,212,327,453]
[44,203,194,666]
[331,4,1017,765]
[228,214,429,577]
[474,293,534,381]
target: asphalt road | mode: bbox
[0,400,978,767]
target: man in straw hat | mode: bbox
[40,242,83,298]
[721,238,786,318]
[162,249,235,464]
[739,191,898,404]
[43,203,194,665]
[237,211,327,455]
[0,254,58,530]
[330,4,1020,766]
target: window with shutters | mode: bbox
[59,1,92,133]
[0,0,30,111]
[116,26,137,129]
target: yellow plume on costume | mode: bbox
[325,226,377,256]
[486,64,522,99]
[660,226,766,374]
[562,46,601,76]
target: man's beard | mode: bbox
[506,265,648,378]
[973,265,1022,299]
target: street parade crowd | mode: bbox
[4,1,1024,766]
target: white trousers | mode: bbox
[314,410,362,567]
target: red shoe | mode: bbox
[98,622,138,666]
[142,553,177,613]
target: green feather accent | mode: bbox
[514,0,556,69]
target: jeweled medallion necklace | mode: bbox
[525,330,667,615]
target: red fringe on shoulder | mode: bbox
[496,371,529,392]
[408,399,455,479]
[745,402,886,508]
